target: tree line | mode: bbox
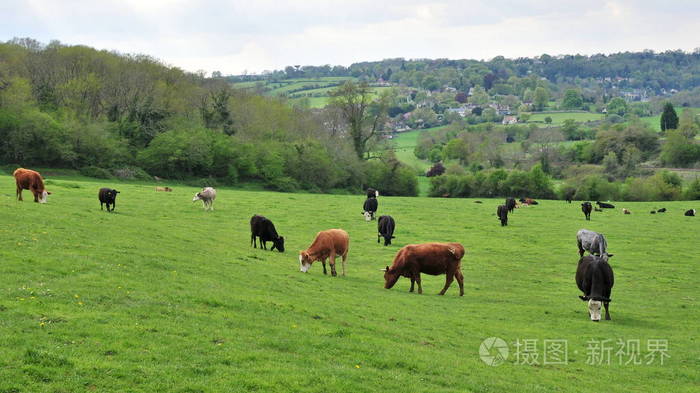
[0,38,417,195]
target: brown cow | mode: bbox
[382,242,466,296]
[155,186,173,192]
[299,229,349,276]
[13,168,51,203]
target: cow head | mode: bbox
[588,299,602,321]
[108,189,120,199]
[600,253,614,262]
[38,190,51,203]
[272,236,285,253]
[192,193,202,202]
[382,266,400,289]
[363,211,372,221]
[299,251,313,273]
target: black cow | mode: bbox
[685,209,696,217]
[581,202,592,221]
[596,201,615,209]
[657,208,667,213]
[576,255,614,322]
[363,197,378,221]
[377,215,396,246]
[250,215,285,252]
[650,210,656,214]
[497,205,508,226]
[505,197,516,213]
[98,188,120,212]
[366,188,379,198]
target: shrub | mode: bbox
[79,166,112,179]
[112,166,151,180]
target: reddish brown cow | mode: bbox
[382,242,466,296]
[299,229,349,276]
[13,168,51,203]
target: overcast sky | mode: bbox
[3,1,700,75]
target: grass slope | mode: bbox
[0,175,698,392]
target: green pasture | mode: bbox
[0,174,698,392]
[527,112,605,125]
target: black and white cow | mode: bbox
[581,202,592,221]
[377,215,396,246]
[250,215,285,252]
[363,197,378,221]
[596,201,615,209]
[366,188,379,199]
[192,187,216,211]
[576,255,614,321]
[505,197,516,213]
[98,188,120,212]
[576,229,613,260]
[685,209,696,217]
[657,208,667,213]
[497,205,508,226]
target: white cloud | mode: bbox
[3,0,700,74]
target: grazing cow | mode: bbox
[497,205,508,226]
[382,242,466,296]
[474,200,483,204]
[362,197,378,221]
[192,187,216,211]
[685,209,696,217]
[299,229,349,276]
[98,188,120,212]
[13,168,51,203]
[576,255,614,321]
[596,201,615,209]
[622,208,631,215]
[505,197,516,213]
[657,208,667,213]
[650,210,656,214]
[377,215,396,246]
[155,186,173,192]
[581,202,592,221]
[594,207,603,212]
[366,188,379,198]
[576,229,613,260]
[250,215,284,252]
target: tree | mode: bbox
[544,116,553,125]
[660,130,700,167]
[606,97,628,116]
[660,102,679,131]
[533,87,550,111]
[561,89,583,109]
[329,81,389,159]
[444,138,470,164]
[455,92,468,103]
[469,86,489,106]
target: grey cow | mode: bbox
[193,187,216,211]
[576,229,613,261]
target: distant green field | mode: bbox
[639,108,700,132]
[1,174,698,392]
[527,112,605,125]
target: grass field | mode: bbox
[0,174,698,392]
[527,112,605,125]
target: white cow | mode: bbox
[193,187,216,211]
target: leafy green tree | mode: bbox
[444,138,469,164]
[533,87,549,111]
[660,130,700,167]
[561,89,583,109]
[469,86,489,106]
[660,102,679,131]
[544,116,552,125]
[606,97,628,116]
[330,81,389,159]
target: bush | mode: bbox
[265,176,299,193]
[112,166,151,180]
[684,178,700,200]
[79,166,113,179]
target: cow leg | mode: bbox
[377,234,380,244]
[341,252,347,276]
[329,252,337,277]
[262,240,267,250]
[16,185,23,201]
[416,275,422,294]
[409,278,415,292]
[251,234,256,248]
[439,270,455,295]
[101,202,104,210]
[577,242,585,257]
[321,259,327,275]
[604,302,611,320]
[455,268,465,296]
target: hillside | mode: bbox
[0,174,698,392]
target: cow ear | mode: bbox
[47,191,52,195]
[579,296,589,301]
[607,254,614,257]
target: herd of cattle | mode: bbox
[11,167,697,321]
